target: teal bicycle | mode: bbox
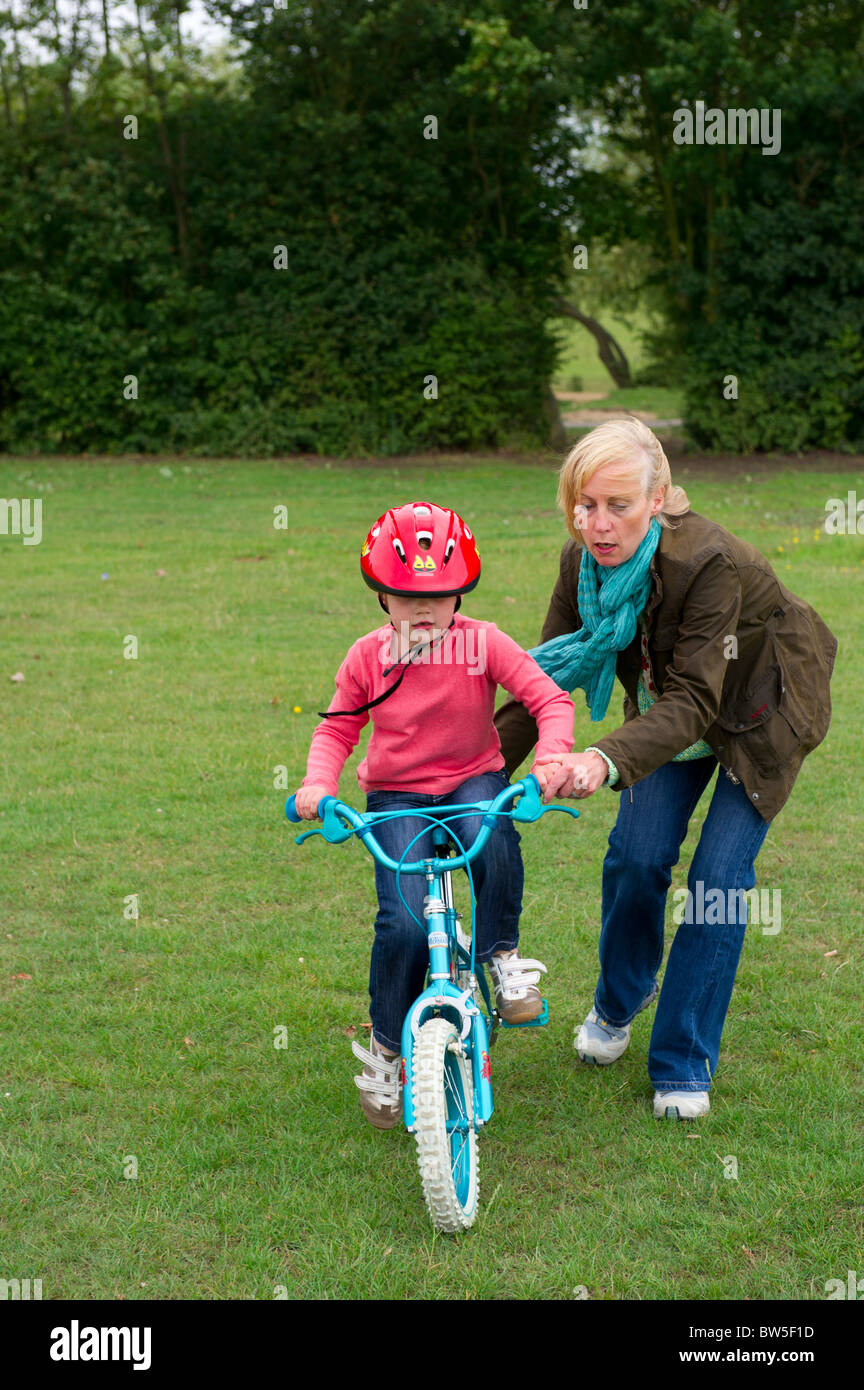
[286,775,579,1233]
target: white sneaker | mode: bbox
[488,949,547,1024]
[352,1034,402,1129]
[574,1010,631,1064]
[653,1090,711,1120]
[574,984,659,1066]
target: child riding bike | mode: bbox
[294,502,575,1128]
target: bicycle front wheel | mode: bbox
[412,1017,479,1232]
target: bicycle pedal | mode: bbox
[499,998,549,1029]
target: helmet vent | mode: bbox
[392,537,407,564]
[416,530,433,550]
[443,538,456,565]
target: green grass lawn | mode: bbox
[1,453,862,1300]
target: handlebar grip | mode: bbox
[287,793,337,825]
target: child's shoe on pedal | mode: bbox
[352,1033,402,1129]
[488,948,547,1024]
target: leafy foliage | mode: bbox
[567,0,864,450]
[0,1,861,455]
[0,1,572,455]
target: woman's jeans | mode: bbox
[365,769,523,1052]
[596,757,770,1092]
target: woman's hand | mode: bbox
[532,751,610,801]
[294,785,330,820]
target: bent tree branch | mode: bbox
[555,296,633,389]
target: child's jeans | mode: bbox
[365,768,523,1052]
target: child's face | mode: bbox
[383,592,458,643]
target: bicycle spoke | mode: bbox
[450,1128,469,1180]
[444,1065,467,1122]
[444,1054,472,1186]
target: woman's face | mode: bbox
[574,459,665,566]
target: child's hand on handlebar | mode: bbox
[294,786,330,820]
[533,752,608,800]
[530,757,568,803]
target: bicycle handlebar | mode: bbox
[285,776,579,874]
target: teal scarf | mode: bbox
[529,518,662,720]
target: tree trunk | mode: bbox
[1,61,13,130]
[135,2,189,269]
[10,19,30,131]
[554,297,633,389]
[643,87,681,267]
[543,386,567,452]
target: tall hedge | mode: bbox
[0,2,572,456]
[568,0,864,452]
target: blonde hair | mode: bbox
[557,417,690,543]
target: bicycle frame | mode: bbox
[399,824,494,1133]
[286,775,580,1135]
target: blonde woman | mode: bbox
[494,419,837,1119]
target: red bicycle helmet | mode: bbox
[360,502,481,598]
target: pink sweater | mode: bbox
[302,614,574,797]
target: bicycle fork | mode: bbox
[400,857,494,1134]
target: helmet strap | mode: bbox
[382,615,456,676]
[318,616,456,719]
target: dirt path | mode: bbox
[555,390,683,430]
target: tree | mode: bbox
[564,0,864,447]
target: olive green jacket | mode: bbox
[494,511,838,822]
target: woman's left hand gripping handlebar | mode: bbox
[532,751,609,801]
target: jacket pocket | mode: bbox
[717,660,803,772]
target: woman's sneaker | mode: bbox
[574,1010,631,1065]
[574,983,659,1065]
[653,1090,710,1120]
[351,1033,402,1129]
[488,949,547,1024]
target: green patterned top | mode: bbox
[587,617,713,787]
